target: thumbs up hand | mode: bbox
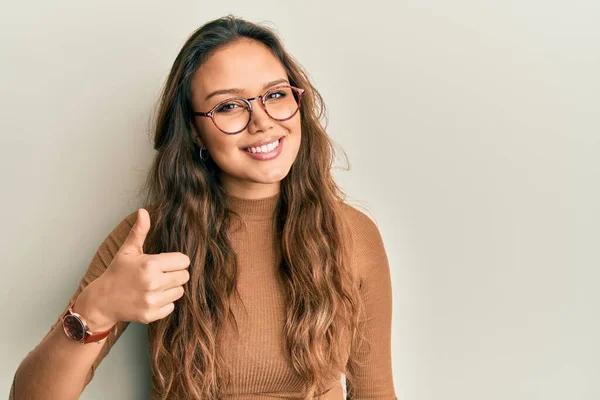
[75,209,191,330]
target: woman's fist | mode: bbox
[86,208,191,326]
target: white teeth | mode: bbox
[245,139,280,154]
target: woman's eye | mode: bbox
[267,91,286,100]
[216,103,240,113]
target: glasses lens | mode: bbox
[264,86,301,120]
[213,98,251,134]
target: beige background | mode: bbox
[1,1,598,399]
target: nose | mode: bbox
[247,97,274,134]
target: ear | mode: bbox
[190,121,205,148]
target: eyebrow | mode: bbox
[204,78,290,102]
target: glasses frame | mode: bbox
[193,85,305,135]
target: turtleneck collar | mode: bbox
[225,191,280,221]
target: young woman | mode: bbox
[11,15,396,400]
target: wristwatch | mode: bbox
[62,300,117,344]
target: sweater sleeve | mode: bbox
[9,210,139,399]
[344,204,397,399]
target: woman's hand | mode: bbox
[77,208,191,330]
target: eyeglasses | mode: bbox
[193,85,305,135]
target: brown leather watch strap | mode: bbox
[82,316,117,344]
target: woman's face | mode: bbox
[190,39,302,199]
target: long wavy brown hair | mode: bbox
[135,15,366,399]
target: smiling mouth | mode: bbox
[242,137,283,154]
[240,136,285,160]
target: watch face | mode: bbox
[63,314,86,342]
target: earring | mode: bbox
[199,147,209,161]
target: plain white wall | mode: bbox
[1,1,598,399]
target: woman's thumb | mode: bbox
[121,208,151,255]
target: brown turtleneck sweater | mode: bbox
[10,192,396,399]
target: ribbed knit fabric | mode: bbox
[10,192,396,399]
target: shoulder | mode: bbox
[340,201,385,249]
[117,209,139,229]
[107,209,139,240]
[339,201,390,281]
[93,209,139,257]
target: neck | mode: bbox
[219,175,281,200]
[225,190,280,221]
